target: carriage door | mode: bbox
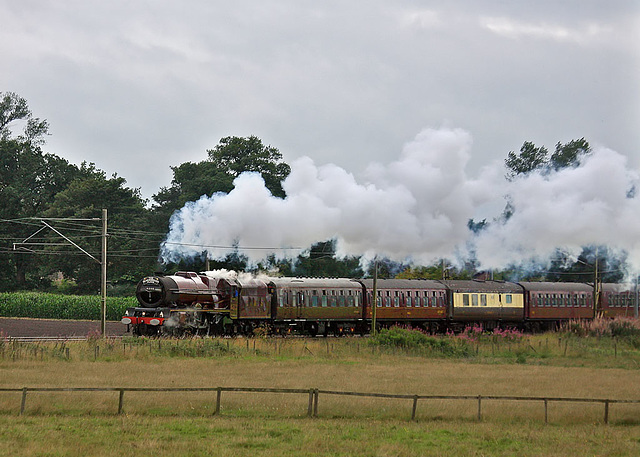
[230,284,240,319]
[296,291,305,319]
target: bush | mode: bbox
[370,326,471,357]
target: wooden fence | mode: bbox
[1,386,638,424]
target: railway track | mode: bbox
[4,336,123,343]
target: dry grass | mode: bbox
[1,334,639,456]
[1,346,639,422]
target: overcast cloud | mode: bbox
[1,1,637,202]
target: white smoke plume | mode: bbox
[475,146,640,272]
[203,269,273,283]
[161,126,640,276]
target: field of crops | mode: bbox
[0,292,136,321]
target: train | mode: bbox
[121,271,639,336]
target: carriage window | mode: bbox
[505,294,512,304]
[471,294,479,306]
[480,294,487,306]
[463,294,470,307]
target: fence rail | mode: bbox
[1,386,638,424]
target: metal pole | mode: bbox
[635,275,639,319]
[372,259,378,335]
[593,249,600,315]
[101,209,107,336]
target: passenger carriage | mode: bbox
[519,281,594,325]
[359,279,447,330]
[440,280,525,325]
[600,283,638,318]
[267,278,365,335]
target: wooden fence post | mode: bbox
[215,387,222,415]
[118,389,125,414]
[544,399,548,424]
[411,395,419,421]
[604,400,609,424]
[20,387,27,415]
[477,395,482,421]
[313,389,319,417]
[307,389,314,417]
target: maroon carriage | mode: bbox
[600,283,638,318]
[519,282,594,326]
[360,279,447,329]
[267,277,365,335]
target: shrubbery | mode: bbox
[370,326,472,357]
[563,317,640,348]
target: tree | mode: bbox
[43,164,154,293]
[549,138,591,171]
[505,138,592,179]
[272,240,363,278]
[152,136,291,232]
[0,92,82,289]
[207,136,290,198]
[0,92,48,145]
[151,136,292,272]
[504,141,548,179]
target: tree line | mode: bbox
[0,92,621,294]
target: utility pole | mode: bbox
[372,259,378,335]
[593,249,600,315]
[635,274,639,319]
[14,211,109,337]
[101,209,108,336]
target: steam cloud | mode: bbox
[161,126,640,276]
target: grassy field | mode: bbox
[0,415,638,457]
[1,329,640,456]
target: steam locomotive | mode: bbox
[121,271,638,336]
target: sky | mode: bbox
[3,1,640,275]
[1,1,638,202]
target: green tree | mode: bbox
[207,136,290,198]
[44,164,155,293]
[504,141,549,179]
[549,138,591,171]
[152,135,291,229]
[505,138,592,179]
[151,136,291,272]
[0,92,82,289]
[273,240,363,278]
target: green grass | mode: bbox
[1,329,640,456]
[0,292,135,321]
[0,416,638,457]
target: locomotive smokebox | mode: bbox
[136,276,175,308]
